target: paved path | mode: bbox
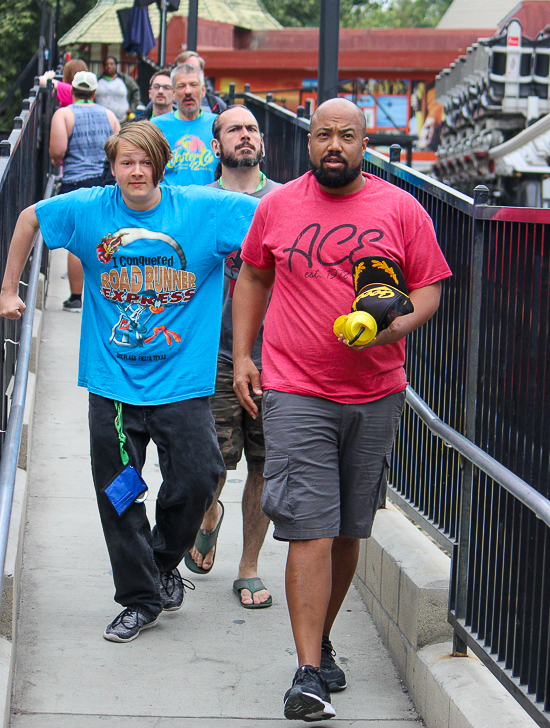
[10,248,423,727]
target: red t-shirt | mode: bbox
[240,172,452,404]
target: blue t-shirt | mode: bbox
[35,185,259,405]
[151,111,216,186]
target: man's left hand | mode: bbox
[338,281,442,350]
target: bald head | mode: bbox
[308,97,368,193]
[311,98,367,140]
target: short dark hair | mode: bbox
[211,104,255,141]
[103,56,117,67]
[72,87,95,101]
[149,69,172,86]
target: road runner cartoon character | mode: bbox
[97,227,190,349]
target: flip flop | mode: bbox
[184,501,224,575]
[232,577,273,609]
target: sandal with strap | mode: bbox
[184,502,224,575]
[232,577,273,609]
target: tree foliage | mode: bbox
[261,0,453,29]
[0,0,95,126]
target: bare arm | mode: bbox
[0,206,40,319]
[49,108,71,165]
[339,281,442,350]
[232,261,275,418]
[106,109,121,134]
[38,70,58,89]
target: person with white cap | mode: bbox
[49,71,120,312]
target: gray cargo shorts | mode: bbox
[261,389,405,541]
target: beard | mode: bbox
[309,153,363,188]
[219,143,262,168]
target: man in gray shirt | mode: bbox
[184,106,279,609]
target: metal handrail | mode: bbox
[0,174,55,606]
[405,386,550,529]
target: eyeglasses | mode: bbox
[151,84,172,91]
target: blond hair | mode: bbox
[174,50,205,70]
[104,121,172,186]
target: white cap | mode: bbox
[72,71,98,93]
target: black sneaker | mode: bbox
[103,607,158,643]
[320,636,347,691]
[283,665,335,722]
[159,568,194,611]
[62,297,82,313]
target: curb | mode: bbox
[0,273,45,728]
[354,502,539,728]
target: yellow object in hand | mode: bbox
[333,311,377,346]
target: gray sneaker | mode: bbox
[159,568,194,611]
[320,636,347,691]
[62,297,82,313]
[103,607,158,643]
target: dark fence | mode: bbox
[0,80,55,451]
[236,89,550,727]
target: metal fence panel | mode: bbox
[0,83,53,451]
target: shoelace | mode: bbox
[162,570,195,597]
[294,665,322,686]
[321,638,336,659]
[111,607,141,628]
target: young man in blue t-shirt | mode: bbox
[0,121,259,643]
[151,63,217,186]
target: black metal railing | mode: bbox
[0,80,55,451]
[236,89,550,726]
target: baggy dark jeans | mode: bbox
[89,393,225,615]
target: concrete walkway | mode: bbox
[9,248,423,727]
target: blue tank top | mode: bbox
[63,104,113,183]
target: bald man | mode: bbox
[232,98,452,721]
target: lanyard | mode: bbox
[114,401,130,467]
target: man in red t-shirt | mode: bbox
[232,97,451,722]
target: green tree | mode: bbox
[0,0,95,128]
[261,0,453,28]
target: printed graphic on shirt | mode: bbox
[283,223,384,274]
[224,249,242,298]
[168,135,214,172]
[96,227,195,351]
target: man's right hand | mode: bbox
[233,357,262,418]
[0,292,26,319]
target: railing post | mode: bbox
[452,183,489,656]
[187,0,198,52]
[293,106,305,179]
[318,0,340,104]
[228,82,235,106]
[389,144,401,163]
[304,98,313,119]
[244,83,250,95]
[262,95,272,178]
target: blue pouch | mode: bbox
[104,401,148,516]
[104,463,148,516]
